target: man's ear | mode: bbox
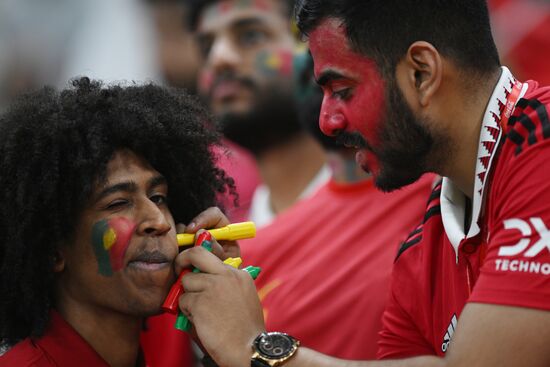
[53,249,65,273]
[399,41,443,108]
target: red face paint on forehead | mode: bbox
[309,18,386,174]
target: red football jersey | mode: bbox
[378,67,550,359]
[241,175,433,359]
[0,311,110,366]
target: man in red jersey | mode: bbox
[239,52,434,360]
[174,1,550,366]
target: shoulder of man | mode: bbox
[395,179,443,261]
[0,338,52,366]
[504,81,550,157]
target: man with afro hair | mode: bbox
[0,77,236,366]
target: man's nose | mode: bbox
[136,200,171,237]
[319,102,347,136]
[208,35,241,73]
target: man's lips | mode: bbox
[336,132,369,150]
[211,80,246,101]
[128,250,171,271]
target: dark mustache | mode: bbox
[335,131,368,149]
[130,250,170,263]
[211,73,256,92]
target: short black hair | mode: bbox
[295,0,500,75]
[185,0,295,30]
[0,77,235,343]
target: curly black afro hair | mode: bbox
[0,77,235,343]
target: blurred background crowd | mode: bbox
[0,0,548,112]
[0,1,549,366]
[1,0,548,221]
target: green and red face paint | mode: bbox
[255,49,293,78]
[91,217,136,276]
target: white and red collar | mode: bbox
[440,66,529,258]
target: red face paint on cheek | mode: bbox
[91,217,136,276]
[106,217,136,271]
[310,19,386,145]
[198,70,214,95]
[343,72,386,146]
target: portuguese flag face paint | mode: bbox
[256,49,293,77]
[91,217,136,276]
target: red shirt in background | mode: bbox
[490,0,550,85]
[241,173,434,359]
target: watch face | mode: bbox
[255,333,295,359]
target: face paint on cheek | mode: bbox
[91,217,136,276]
[198,70,214,95]
[256,49,293,77]
[344,75,386,146]
[309,19,386,145]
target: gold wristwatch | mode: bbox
[251,332,300,367]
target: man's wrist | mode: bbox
[250,332,300,367]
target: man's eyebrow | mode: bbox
[316,70,346,86]
[197,17,265,40]
[94,175,167,203]
[95,182,137,202]
[148,175,167,190]
[232,17,266,29]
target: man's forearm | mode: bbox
[286,348,444,367]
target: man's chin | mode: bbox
[213,100,252,119]
[373,168,422,193]
[132,299,170,318]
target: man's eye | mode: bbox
[150,194,167,206]
[237,29,268,47]
[106,199,129,210]
[332,88,352,100]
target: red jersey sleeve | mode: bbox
[470,96,550,310]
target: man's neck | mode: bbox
[56,299,142,367]
[326,149,371,184]
[255,132,326,215]
[443,68,502,199]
